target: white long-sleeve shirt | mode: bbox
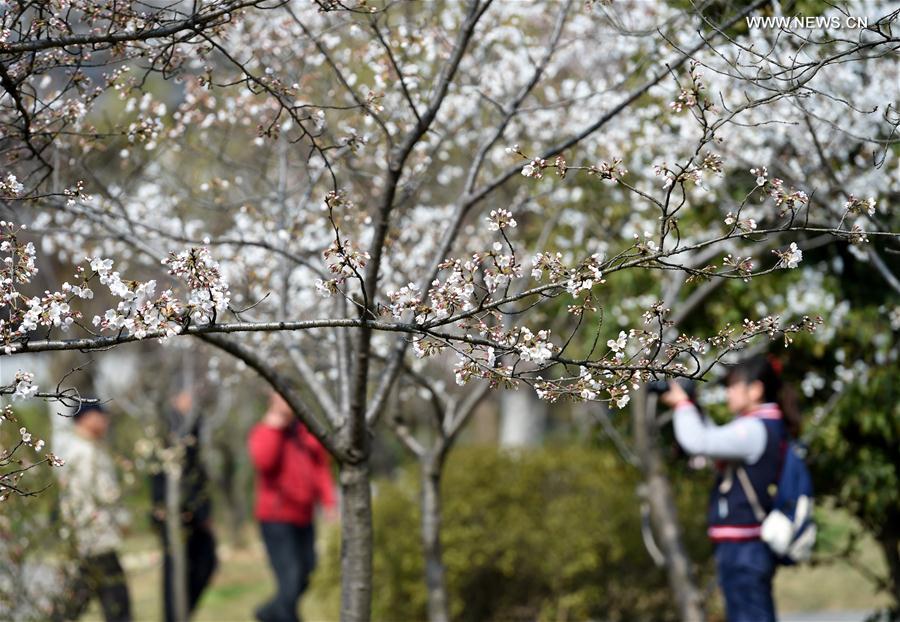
[673,401,767,464]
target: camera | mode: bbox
[646,377,697,400]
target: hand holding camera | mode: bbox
[647,377,695,408]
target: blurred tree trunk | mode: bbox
[880,534,900,616]
[217,440,247,546]
[390,379,488,622]
[632,387,706,622]
[421,454,450,622]
[499,388,547,447]
[165,467,188,622]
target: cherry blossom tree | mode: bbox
[2,1,899,621]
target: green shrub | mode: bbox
[316,445,714,622]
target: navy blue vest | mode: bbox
[707,404,786,541]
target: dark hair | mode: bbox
[724,353,801,437]
[72,401,106,421]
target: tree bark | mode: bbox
[218,441,247,546]
[632,387,706,622]
[340,460,374,622]
[421,457,450,622]
[165,467,188,622]
[880,534,900,617]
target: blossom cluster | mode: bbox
[751,168,809,216]
[0,405,65,503]
[88,256,179,338]
[426,257,478,320]
[515,327,555,364]
[706,314,823,350]
[511,147,627,184]
[774,243,803,269]
[843,195,877,217]
[669,61,712,113]
[520,158,547,179]
[1,222,84,353]
[530,252,605,299]
[484,248,523,294]
[652,163,677,189]
[722,253,754,281]
[588,157,628,181]
[606,330,629,361]
[386,282,424,321]
[90,247,231,336]
[3,218,236,352]
[566,254,605,298]
[162,248,232,324]
[534,364,649,409]
[724,212,758,233]
[486,208,518,231]
[530,252,565,281]
[701,152,724,175]
[453,347,509,388]
[632,231,659,254]
[0,174,24,198]
[523,308,822,406]
[317,239,371,297]
[848,224,869,245]
[11,371,37,401]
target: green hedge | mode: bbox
[315,445,714,621]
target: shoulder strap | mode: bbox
[736,466,767,523]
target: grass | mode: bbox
[777,555,891,614]
[84,531,338,622]
[773,505,891,613]
[79,510,891,621]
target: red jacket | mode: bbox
[248,421,336,526]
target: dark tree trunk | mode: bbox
[632,388,706,622]
[339,460,374,622]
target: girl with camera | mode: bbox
[661,354,802,622]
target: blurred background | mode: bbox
[1,335,896,621]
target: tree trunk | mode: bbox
[420,458,450,622]
[165,467,189,622]
[499,388,548,447]
[218,441,247,547]
[880,534,900,617]
[339,460,373,622]
[632,388,706,622]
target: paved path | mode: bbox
[782,611,875,622]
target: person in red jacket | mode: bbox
[249,391,336,622]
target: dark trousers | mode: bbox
[256,522,316,622]
[56,551,132,622]
[715,540,777,622]
[160,526,218,622]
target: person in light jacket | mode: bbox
[56,402,132,622]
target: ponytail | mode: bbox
[777,382,802,438]
[725,353,802,437]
